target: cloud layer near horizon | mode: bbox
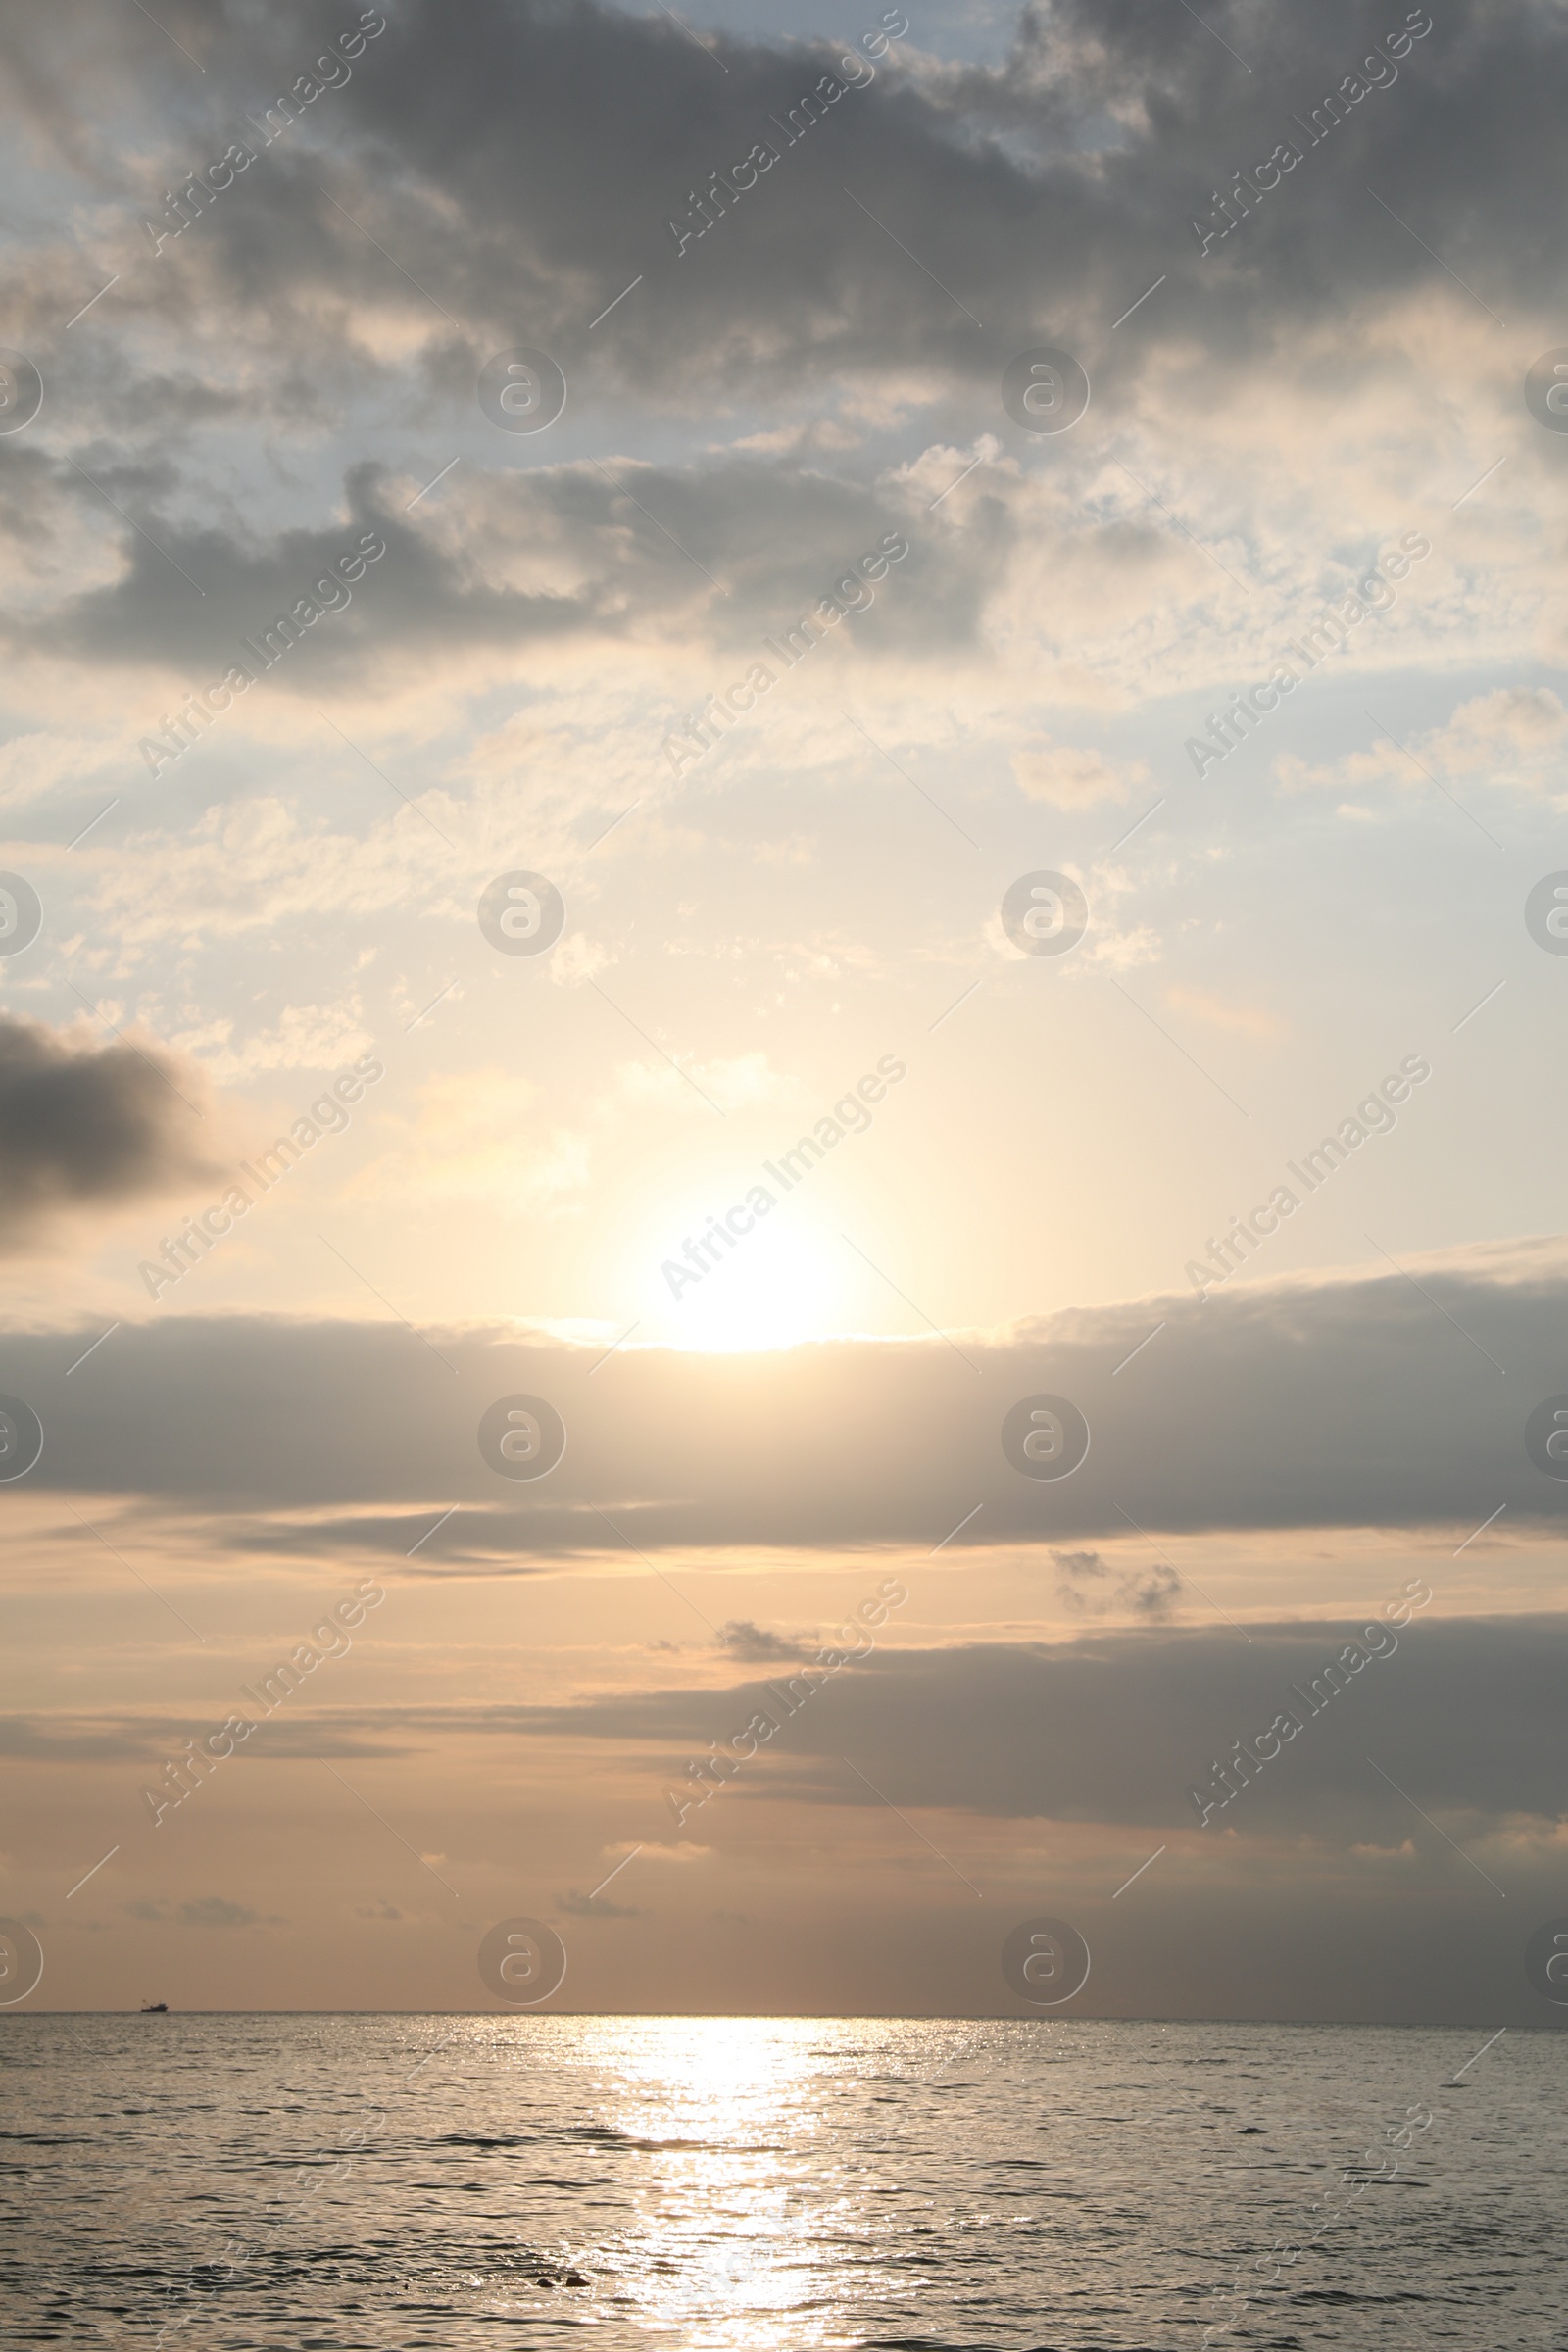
[9,1615,1555,1839]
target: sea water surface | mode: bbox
[1,2015,1562,2348]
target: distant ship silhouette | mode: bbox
[139,2000,169,2013]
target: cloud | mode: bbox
[57,1611,1560,1845]
[0,1711,405,1764]
[0,0,1560,741]
[1275,687,1568,803]
[0,731,121,814]
[717,1619,814,1662]
[125,1895,270,1928]
[175,1002,373,1082]
[16,463,610,684]
[8,1239,1568,1543]
[9,455,949,690]
[1011,741,1146,809]
[0,1014,220,1253]
[462,1613,1568,1843]
[17,0,1557,408]
[1439,685,1568,769]
[1052,1547,1180,1620]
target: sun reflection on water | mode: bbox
[544,2016,887,2347]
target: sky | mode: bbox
[1,0,1566,2022]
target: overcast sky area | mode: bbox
[1,0,1566,2023]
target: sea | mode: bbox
[2,2015,1562,2348]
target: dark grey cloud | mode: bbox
[15,460,593,680]
[1053,1544,1180,1619]
[556,1887,642,1917]
[284,0,1568,388]
[474,1613,1568,1847]
[9,0,1556,407]
[6,1247,1566,1539]
[13,454,959,681]
[717,1618,814,1662]
[0,1015,220,1252]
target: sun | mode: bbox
[653,1206,845,1350]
